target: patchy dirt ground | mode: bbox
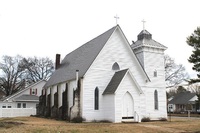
[0,117,200,133]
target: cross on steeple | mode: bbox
[114,14,119,25]
[142,19,146,30]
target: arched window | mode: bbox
[112,62,120,70]
[154,90,158,110]
[94,87,99,110]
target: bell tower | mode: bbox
[131,28,167,82]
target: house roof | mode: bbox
[131,30,167,50]
[44,25,152,88]
[14,94,39,102]
[44,25,117,88]
[103,69,128,95]
[168,91,197,104]
[1,80,46,102]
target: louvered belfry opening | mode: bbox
[137,30,152,40]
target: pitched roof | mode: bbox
[131,30,167,50]
[1,80,46,102]
[103,69,128,95]
[44,25,117,88]
[168,92,197,104]
[14,94,39,102]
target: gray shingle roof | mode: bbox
[168,92,196,104]
[44,25,117,88]
[103,69,128,95]
[131,30,167,50]
[14,94,39,102]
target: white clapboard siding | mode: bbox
[81,26,167,122]
[82,28,150,122]
[115,72,142,122]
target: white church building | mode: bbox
[39,25,167,122]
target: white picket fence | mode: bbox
[0,108,36,117]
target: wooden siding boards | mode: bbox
[82,28,150,122]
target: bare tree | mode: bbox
[167,88,177,98]
[0,55,54,96]
[165,55,189,88]
[188,83,200,95]
[21,56,54,84]
[0,55,26,96]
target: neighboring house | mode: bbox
[168,91,198,113]
[38,25,167,122]
[0,80,46,117]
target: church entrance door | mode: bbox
[122,92,134,120]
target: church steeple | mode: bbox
[137,30,152,40]
[131,23,167,81]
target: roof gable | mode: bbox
[45,25,151,88]
[1,80,46,102]
[103,69,128,95]
[44,26,117,88]
[168,92,197,104]
[103,69,143,95]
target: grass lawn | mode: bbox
[0,116,200,133]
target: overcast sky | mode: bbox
[0,0,199,78]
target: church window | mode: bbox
[154,90,158,110]
[112,62,120,70]
[94,87,99,110]
[154,70,157,77]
